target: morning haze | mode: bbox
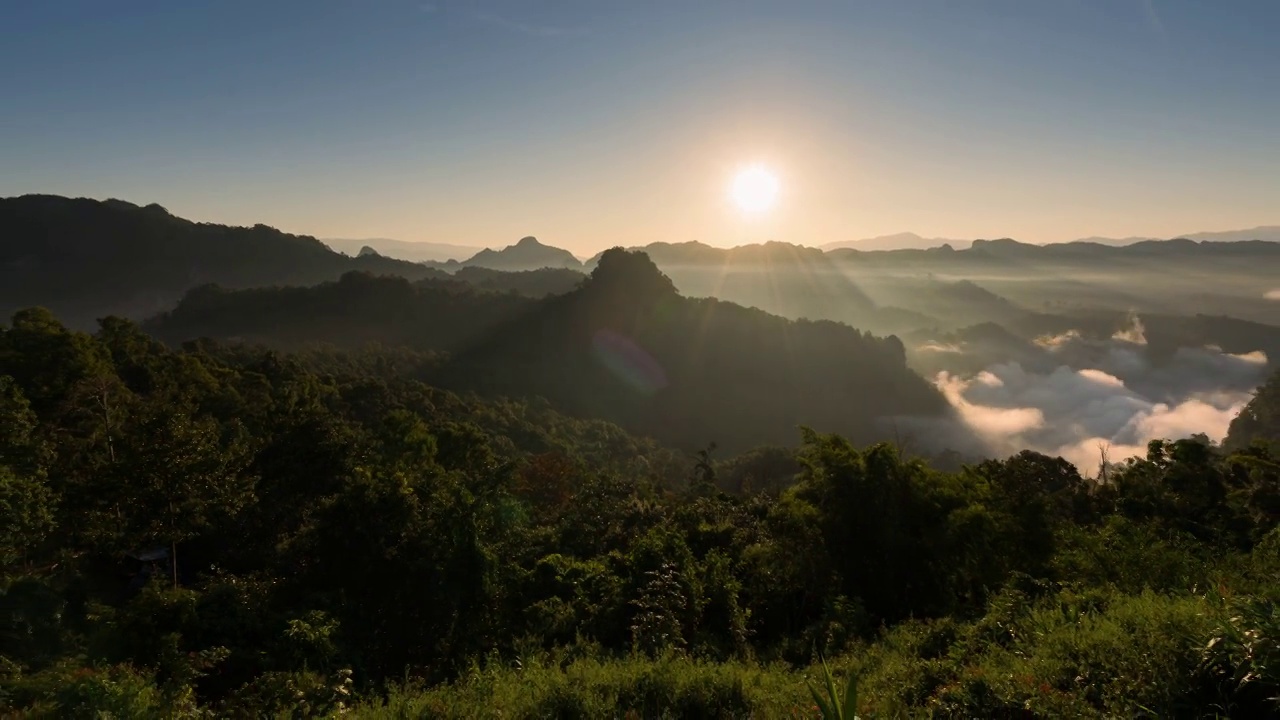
[4,2,1280,717]
[3,1,1279,254]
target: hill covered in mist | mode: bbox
[422,236,585,272]
[149,249,952,453]
[323,236,482,263]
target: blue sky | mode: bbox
[2,0,1278,252]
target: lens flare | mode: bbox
[591,329,668,395]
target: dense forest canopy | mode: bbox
[2,306,1280,716]
[3,194,1280,716]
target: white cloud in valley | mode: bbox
[928,329,1269,473]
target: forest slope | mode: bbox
[0,195,446,327]
[146,250,952,452]
[441,249,949,451]
[4,307,1280,717]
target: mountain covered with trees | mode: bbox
[4,194,1280,716]
[7,195,1276,337]
[0,196,448,329]
[148,250,949,453]
[3,306,1280,717]
[440,249,946,452]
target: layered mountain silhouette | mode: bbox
[8,194,1278,341]
[822,232,971,251]
[456,236,583,271]
[324,236,482,263]
[0,195,446,328]
[421,236,584,272]
[820,226,1280,252]
[1074,226,1280,246]
[827,237,1280,268]
[581,241,917,331]
[146,271,536,352]
[147,249,952,452]
[440,249,949,451]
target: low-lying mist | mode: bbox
[911,316,1270,473]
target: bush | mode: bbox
[347,654,813,719]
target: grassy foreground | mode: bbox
[7,580,1275,717]
[345,587,1262,719]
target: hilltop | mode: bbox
[0,195,445,328]
[427,236,584,272]
[323,236,483,263]
[148,249,952,453]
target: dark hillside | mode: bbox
[442,248,949,451]
[0,195,447,327]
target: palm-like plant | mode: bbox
[807,656,860,720]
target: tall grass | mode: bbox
[347,588,1266,719]
[348,653,825,719]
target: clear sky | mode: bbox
[3,0,1278,254]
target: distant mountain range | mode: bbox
[4,194,1277,337]
[446,236,583,272]
[822,233,972,252]
[327,235,585,272]
[822,226,1280,252]
[824,237,1280,268]
[1074,226,1280,246]
[329,225,1280,262]
[323,237,482,263]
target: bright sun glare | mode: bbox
[730,165,780,214]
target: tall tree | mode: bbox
[111,409,253,586]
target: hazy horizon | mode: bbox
[327,225,1280,254]
[5,4,1280,713]
[4,1,1280,255]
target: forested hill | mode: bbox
[582,241,893,329]
[144,250,950,452]
[441,249,949,451]
[146,272,540,352]
[1228,367,1280,450]
[0,195,447,328]
[6,304,1280,717]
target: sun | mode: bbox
[730,165,780,214]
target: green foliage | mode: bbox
[1201,595,1280,714]
[49,664,165,719]
[807,656,860,720]
[346,654,812,719]
[220,668,353,719]
[1227,367,1280,451]
[0,465,55,570]
[152,249,951,453]
[1,306,1278,716]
